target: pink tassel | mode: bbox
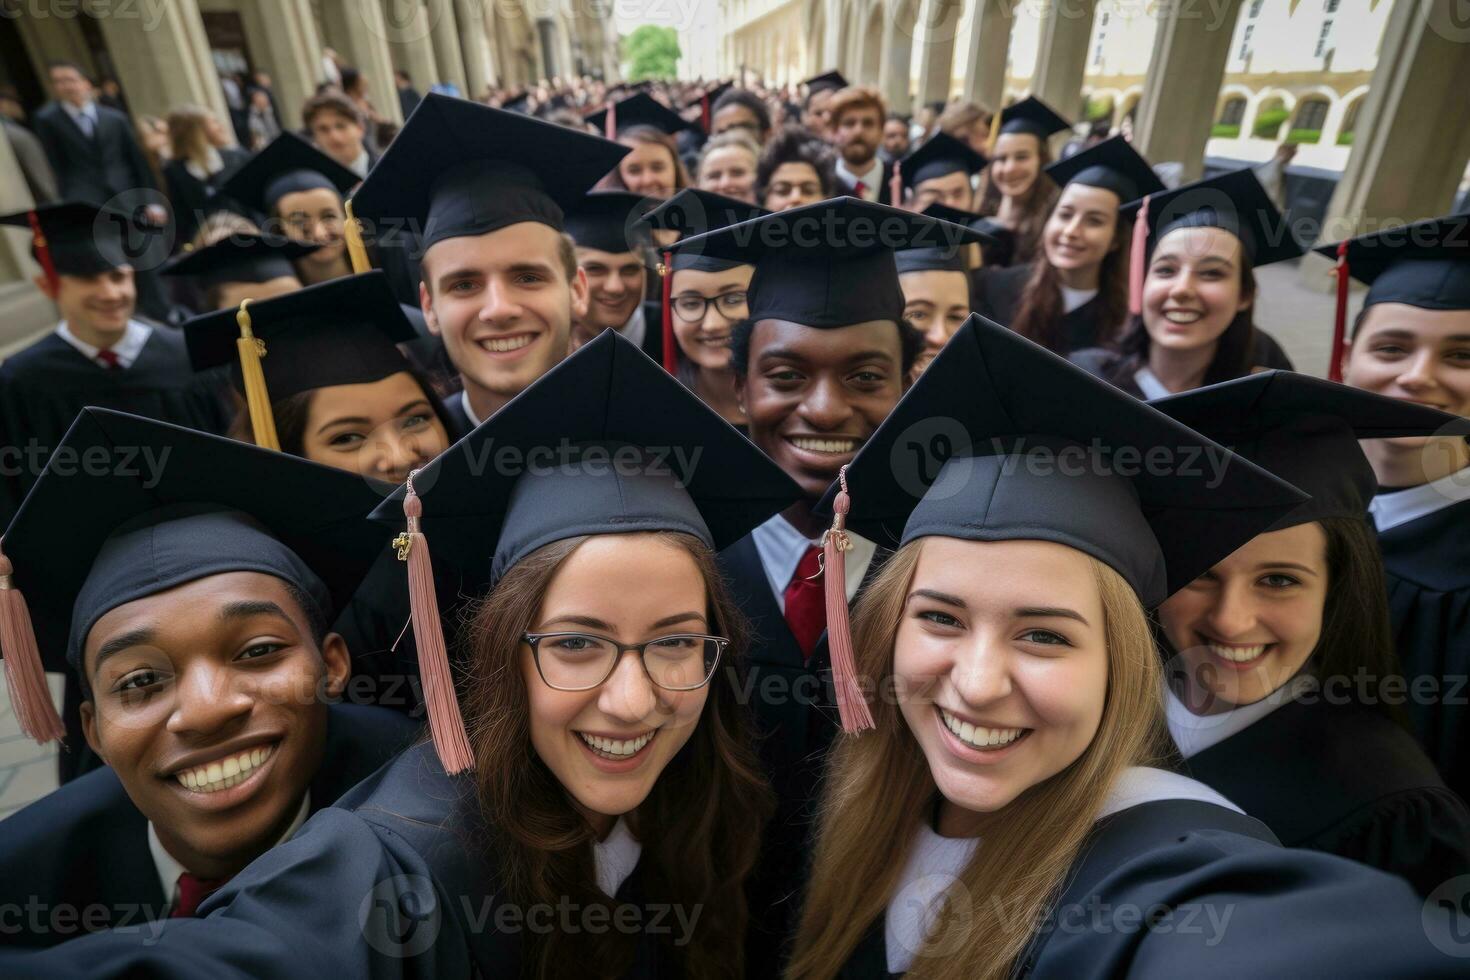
[0,541,65,745]
[395,473,474,774]
[889,169,905,210]
[1128,193,1150,317]
[1328,239,1350,383]
[605,100,616,140]
[823,467,873,734]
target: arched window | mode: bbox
[1218,96,1247,126]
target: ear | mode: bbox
[418,280,440,337]
[569,266,590,320]
[732,371,747,415]
[33,273,59,301]
[317,632,351,700]
[80,698,104,764]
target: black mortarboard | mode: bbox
[640,189,768,272]
[0,201,154,278]
[563,191,655,255]
[804,71,849,95]
[895,203,995,275]
[900,132,987,188]
[669,198,987,328]
[1044,135,1165,204]
[1150,371,1470,531]
[688,81,734,110]
[998,96,1071,140]
[369,329,800,584]
[585,92,691,136]
[1314,213,1470,312]
[0,408,388,679]
[826,315,1307,607]
[160,231,318,287]
[1119,168,1302,267]
[184,270,417,402]
[502,92,531,113]
[350,94,629,252]
[217,132,359,216]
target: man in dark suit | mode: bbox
[829,85,900,206]
[32,61,157,206]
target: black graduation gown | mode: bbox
[636,299,664,367]
[0,326,231,526]
[1181,696,1470,897]
[974,263,1120,354]
[0,704,418,948]
[0,741,671,978]
[439,391,474,441]
[1068,327,1295,400]
[971,217,1015,271]
[837,799,1456,978]
[1378,496,1470,803]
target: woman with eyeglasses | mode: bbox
[3,332,799,980]
[669,254,753,430]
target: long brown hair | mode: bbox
[601,124,692,193]
[1009,210,1133,355]
[459,532,772,980]
[788,539,1168,980]
[977,134,1058,265]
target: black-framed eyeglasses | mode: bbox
[522,632,728,692]
[671,291,748,323]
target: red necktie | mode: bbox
[783,545,826,661]
[95,349,120,370]
[171,872,228,918]
[853,180,868,199]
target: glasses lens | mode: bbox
[673,295,706,321]
[537,634,618,690]
[643,635,721,690]
[716,292,748,315]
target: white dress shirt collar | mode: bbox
[349,148,371,180]
[751,512,877,613]
[149,791,310,912]
[1370,466,1470,532]
[1164,673,1314,760]
[57,319,152,369]
[836,157,884,201]
[620,302,647,349]
[1059,285,1098,313]
[593,818,643,897]
[459,389,484,430]
[1132,366,1171,400]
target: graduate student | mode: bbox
[895,207,979,379]
[587,92,693,199]
[897,131,987,213]
[977,136,1164,356]
[0,410,417,945]
[564,191,662,359]
[973,96,1070,268]
[0,203,230,529]
[1152,371,1470,897]
[349,93,628,438]
[0,332,802,979]
[1328,215,1470,802]
[668,197,985,975]
[159,229,315,314]
[1070,169,1296,398]
[788,315,1459,979]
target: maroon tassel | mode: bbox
[1329,239,1350,383]
[0,542,65,745]
[1128,194,1150,317]
[27,210,58,291]
[701,94,711,134]
[660,250,677,374]
[823,467,873,733]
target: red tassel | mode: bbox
[27,210,58,291]
[0,542,65,745]
[605,100,616,140]
[396,473,474,774]
[823,467,873,734]
[701,95,711,134]
[1128,194,1150,317]
[660,250,677,374]
[889,168,905,210]
[1328,239,1350,383]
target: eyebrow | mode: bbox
[91,627,160,677]
[907,590,1091,625]
[1152,251,1236,268]
[538,611,708,633]
[1365,329,1470,344]
[1254,562,1319,576]
[756,347,897,366]
[314,399,432,435]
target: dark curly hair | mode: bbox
[711,88,772,141]
[755,125,839,201]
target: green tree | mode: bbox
[622,26,680,81]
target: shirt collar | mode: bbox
[349,148,371,180]
[63,100,96,120]
[836,157,883,196]
[751,511,877,612]
[1370,465,1470,532]
[1059,285,1098,313]
[1132,366,1171,400]
[149,791,310,911]
[459,389,484,429]
[619,303,646,349]
[1164,673,1313,759]
[57,319,152,368]
[593,817,642,897]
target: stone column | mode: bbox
[456,0,499,94]
[1132,0,1243,183]
[241,0,323,130]
[915,0,961,104]
[537,17,560,80]
[959,0,1014,112]
[1029,0,1096,125]
[317,0,404,123]
[0,129,56,355]
[426,0,468,96]
[820,0,844,68]
[13,12,96,83]
[379,0,442,96]
[92,0,230,127]
[879,0,917,111]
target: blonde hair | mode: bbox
[788,538,1168,980]
[167,104,220,171]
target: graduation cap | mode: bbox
[1044,135,1165,204]
[160,231,318,288]
[804,70,849,95]
[996,96,1072,141]
[1150,371,1470,531]
[0,408,390,743]
[896,203,992,275]
[1313,213,1470,381]
[217,132,359,218]
[365,330,802,773]
[563,191,655,255]
[502,92,531,113]
[585,92,691,137]
[686,81,733,111]
[183,271,418,451]
[349,94,629,254]
[899,132,988,190]
[668,198,988,330]
[0,201,155,281]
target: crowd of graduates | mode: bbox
[0,62,1468,979]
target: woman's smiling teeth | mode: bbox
[1163,309,1203,324]
[175,744,275,793]
[481,334,534,353]
[578,731,655,759]
[940,709,1026,750]
[1208,642,1269,663]
[790,436,858,454]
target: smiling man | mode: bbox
[0,411,416,946]
[564,191,661,362]
[828,86,895,204]
[349,95,628,437]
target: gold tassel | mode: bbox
[235,299,280,451]
[987,103,1003,155]
[343,198,371,275]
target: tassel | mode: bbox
[1328,239,1350,383]
[0,542,65,745]
[1128,193,1150,317]
[701,94,711,134]
[605,100,616,140]
[342,199,371,275]
[986,104,1003,155]
[395,472,474,774]
[27,210,58,291]
[889,168,905,210]
[823,467,874,734]
[660,251,677,374]
[235,299,281,452]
